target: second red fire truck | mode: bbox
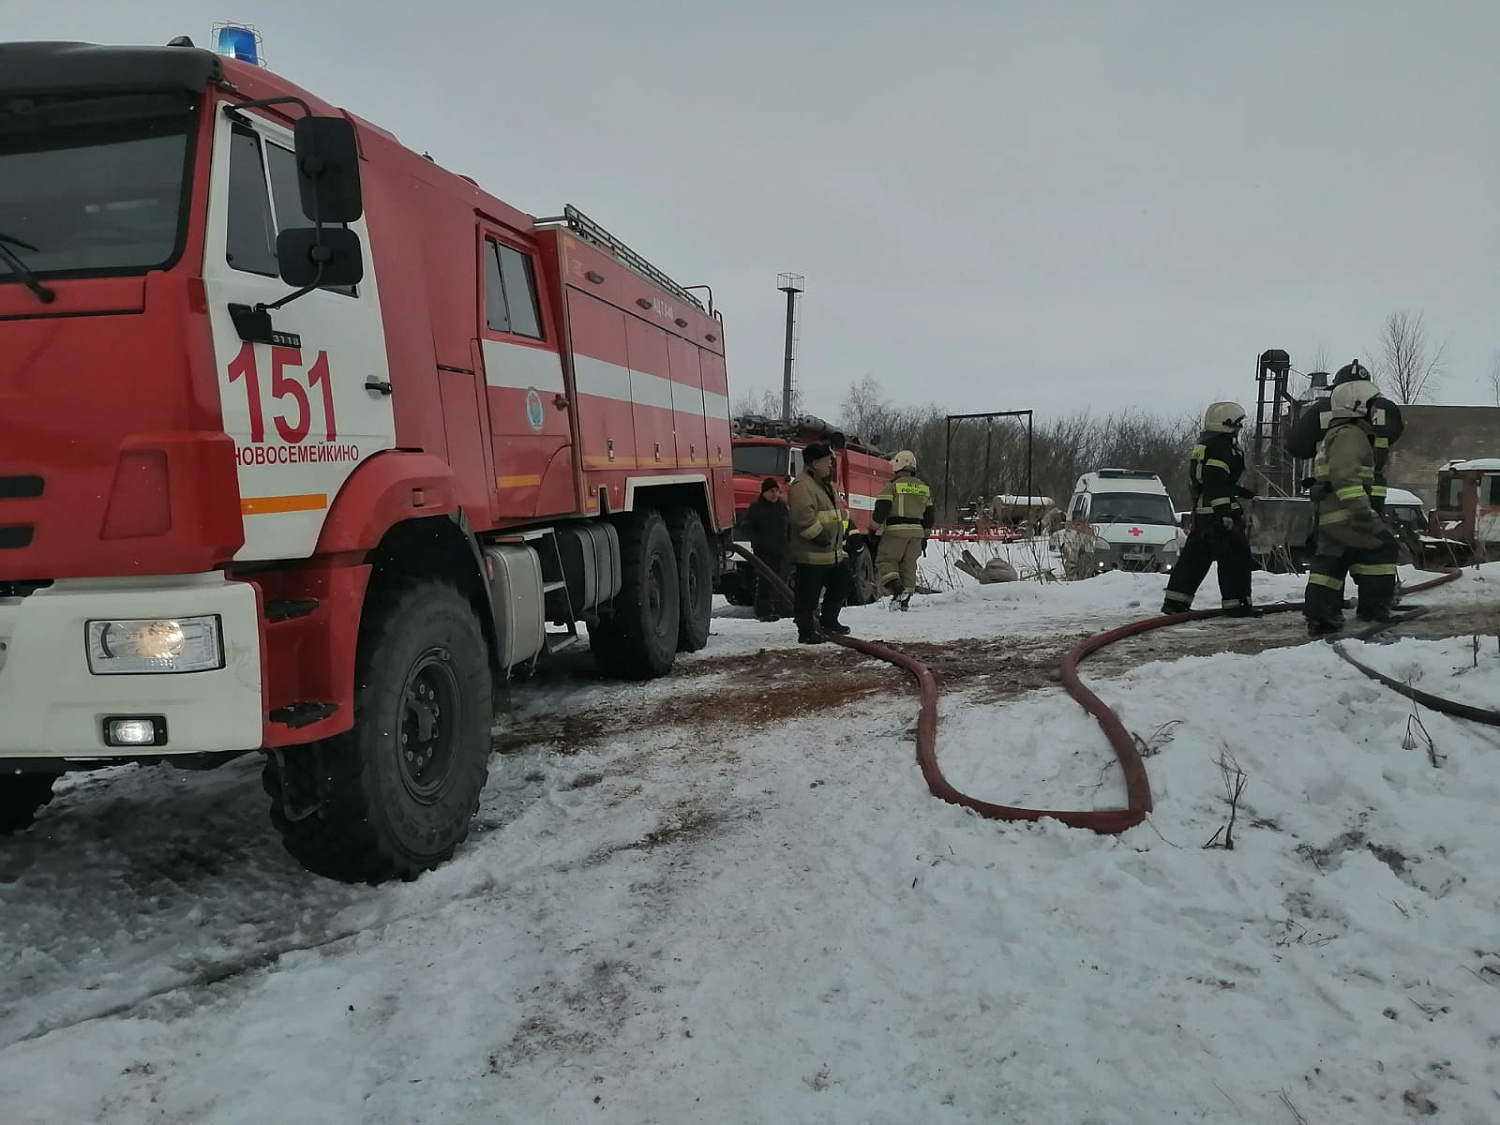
[0,38,735,882]
[717,415,895,605]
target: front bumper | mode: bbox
[1089,544,1178,573]
[0,573,263,759]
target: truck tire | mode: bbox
[590,508,680,680]
[263,580,492,884]
[666,507,712,653]
[847,545,878,606]
[0,773,56,835]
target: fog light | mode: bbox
[103,716,168,747]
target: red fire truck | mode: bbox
[0,39,735,882]
[717,415,894,605]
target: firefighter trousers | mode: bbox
[1304,534,1399,623]
[794,561,851,635]
[876,533,924,595]
[753,550,792,617]
[1162,521,1253,611]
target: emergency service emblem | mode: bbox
[525,388,545,434]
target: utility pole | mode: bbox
[777,273,804,422]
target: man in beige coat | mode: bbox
[787,442,851,643]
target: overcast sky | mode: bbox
[14,1,1498,423]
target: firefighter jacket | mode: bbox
[742,496,789,559]
[1189,432,1253,523]
[1286,395,1403,506]
[870,468,935,539]
[1312,420,1385,549]
[788,470,847,566]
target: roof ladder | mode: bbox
[535,204,706,313]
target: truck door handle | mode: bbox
[553,394,570,410]
[366,376,393,396]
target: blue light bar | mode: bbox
[214,25,260,65]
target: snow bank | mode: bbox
[1,567,1496,1123]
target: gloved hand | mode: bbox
[1348,507,1379,536]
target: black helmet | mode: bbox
[1332,359,1372,386]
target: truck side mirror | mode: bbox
[294,116,363,224]
[277,227,364,289]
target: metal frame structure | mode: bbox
[1251,348,1298,496]
[942,409,1034,523]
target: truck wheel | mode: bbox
[721,579,752,608]
[666,507,712,653]
[263,580,492,884]
[590,508,680,680]
[847,545,878,605]
[0,773,56,835]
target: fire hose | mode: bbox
[729,547,1488,832]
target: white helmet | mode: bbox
[1330,379,1378,419]
[1202,401,1247,434]
[890,450,918,472]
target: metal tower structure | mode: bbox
[777,273,804,423]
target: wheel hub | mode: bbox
[399,654,458,800]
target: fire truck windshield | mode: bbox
[0,92,196,283]
[732,443,789,478]
[1089,493,1178,526]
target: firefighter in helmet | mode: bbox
[869,450,934,611]
[1161,402,1263,617]
[1285,359,1404,513]
[1303,379,1399,636]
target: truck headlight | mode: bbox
[86,616,224,675]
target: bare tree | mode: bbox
[1371,311,1446,403]
[1306,342,1331,375]
[732,386,803,420]
[838,374,890,441]
[1487,352,1500,408]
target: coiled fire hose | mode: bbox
[728,547,1489,831]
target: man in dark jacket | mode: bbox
[743,477,792,621]
[1161,401,1264,617]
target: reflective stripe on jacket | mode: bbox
[1189,432,1246,518]
[870,469,935,538]
[788,471,847,565]
[1312,420,1380,542]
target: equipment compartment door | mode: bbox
[477,232,573,520]
[203,110,396,562]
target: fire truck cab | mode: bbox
[1431,458,1500,563]
[0,39,735,882]
[717,415,893,606]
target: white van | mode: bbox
[1052,469,1186,578]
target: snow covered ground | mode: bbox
[1,558,1497,1124]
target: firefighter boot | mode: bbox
[1356,605,1396,624]
[897,590,913,612]
[795,615,827,644]
[1306,615,1344,639]
[1223,604,1264,618]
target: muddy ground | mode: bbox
[496,601,1498,758]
